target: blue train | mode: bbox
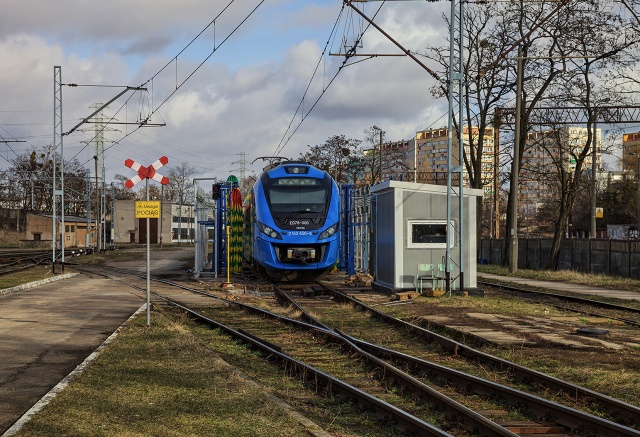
[243,161,340,281]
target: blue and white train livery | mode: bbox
[244,161,340,281]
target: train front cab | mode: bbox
[248,163,340,280]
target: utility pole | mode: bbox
[110,183,115,250]
[160,185,164,247]
[86,170,92,249]
[508,46,524,274]
[347,0,466,292]
[53,66,65,273]
[80,104,118,252]
[84,103,119,253]
[492,109,501,239]
[53,78,149,261]
[444,0,466,293]
[94,156,100,251]
[637,154,640,232]
[590,112,597,239]
[373,126,383,183]
[235,152,247,190]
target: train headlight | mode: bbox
[318,222,339,240]
[258,222,283,240]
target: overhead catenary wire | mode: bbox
[69,0,266,169]
[273,2,386,157]
[133,1,266,127]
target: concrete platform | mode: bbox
[0,274,144,434]
[478,272,640,302]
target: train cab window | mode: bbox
[406,220,455,249]
[264,177,330,214]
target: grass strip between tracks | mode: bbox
[11,305,399,437]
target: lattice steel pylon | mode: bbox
[344,0,467,292]
[232,152,247,193]
[92,103,105,252]
[79,103,120,251]
[53,66,65,271]
[445,0,466,294]
[86,103,118,252]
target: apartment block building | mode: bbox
[382,139,412,181]
[413,126,495,193]
[622,131,640,175]
[520,126,602,216]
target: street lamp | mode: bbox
[373,125,383,183]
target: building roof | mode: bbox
[32,213,95,223]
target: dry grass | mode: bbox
[0,266,62,289]
[13,307,316,437]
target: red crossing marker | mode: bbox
[124,156,170,188]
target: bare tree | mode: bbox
[300,135,361,183]
[485,0,638,269]
[525,0,639,268]
[1,146,89,217]
[421,3,517,255]
[112,174,138,200]
[164,162,196,243]
[166,162,196,205]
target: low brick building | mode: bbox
[22,214,95,249]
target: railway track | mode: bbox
[313,282,640,430]
[276,283,640,436]
[73,264,640,436]
[77,265,451,435]
[0,250,51,276]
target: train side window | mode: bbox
[406,220,455,249]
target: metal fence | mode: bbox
[352,186,371,273]
[480,238,640,279]
[339,185,371,276]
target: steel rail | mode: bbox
[339,332,640,437]
[72,264,640,432]
[152,293,455,437]
[319,282,640,429]
[273,287,530,436]
[173,290,519,436]
[0,251,51,276]
[281,284,640,436]
[272,286,335,332]
[83,266,516,436]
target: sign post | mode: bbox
[126,156,170,326]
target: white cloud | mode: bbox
[0,0,454,181]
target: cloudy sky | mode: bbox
[0,0,456,184]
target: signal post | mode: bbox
[125,156,170,326]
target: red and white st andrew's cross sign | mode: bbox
[124,156,170,188]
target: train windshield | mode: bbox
[264,177,330,214]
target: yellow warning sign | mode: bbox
[135,201,160,218]
[595,207,604,219]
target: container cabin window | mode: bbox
[406,220,453,249]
